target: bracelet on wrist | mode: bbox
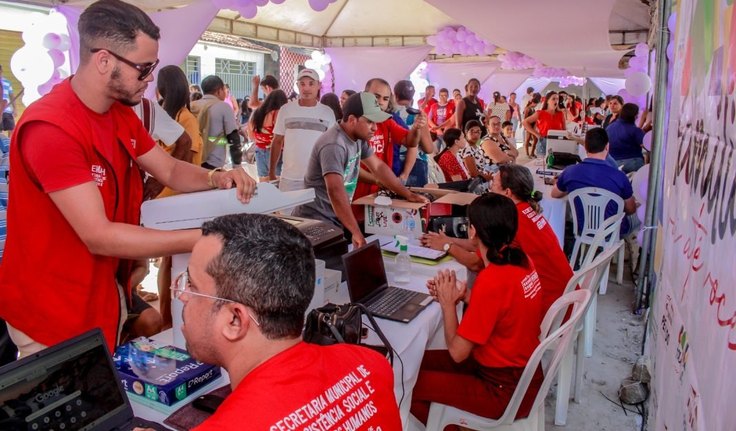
[207,167,224,188]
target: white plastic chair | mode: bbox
[567,187,625,294]
[553,241,622,425]
[424,289,592,431]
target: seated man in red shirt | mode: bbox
[178,214,401,431]
[411,194,544,424]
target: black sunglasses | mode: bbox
[90,48,159,81]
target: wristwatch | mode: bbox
[443,243,452,252]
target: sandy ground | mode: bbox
[545,266,647,431]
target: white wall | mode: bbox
[188,42,265,79]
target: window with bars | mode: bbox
[215,58,256,75]
[184,56,201,86]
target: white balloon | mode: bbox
[321,54,331,64]
[631,164,650,202]
[11,46,54,85]
[311,50,321,61]
[642,130,652,151]
[316,68,325,81]
[22,87,42,107]
[57,34,71,52]
[304,59,318,69]
[625,72,651,96]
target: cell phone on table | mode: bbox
[406,107,421,115]
[543,176,556,186]
[192,394,225,414]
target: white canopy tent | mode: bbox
[15,0,650,97]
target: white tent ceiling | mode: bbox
[15,0,650,78]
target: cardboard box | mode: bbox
[113,338,221,407]
[352,188,477,238]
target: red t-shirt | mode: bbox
[23,120,154,194]
[419,97,437,114]
[429,101,455,127]
[437,150,468,181]
[458,262,543,368]
[353,118,408,203]
[536,110,566,138]
[514,202,573,314]
[194,342,401,431]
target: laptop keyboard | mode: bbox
[367,288,420,316]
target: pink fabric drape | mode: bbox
[325,45,433,94]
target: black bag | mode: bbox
[547,152,582,170]
[303,303,394,364]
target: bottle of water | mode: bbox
[394,235,411,284]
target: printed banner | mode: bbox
[652,0,736,430]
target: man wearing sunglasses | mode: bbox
[174,213,401,430]
[0,0,256,357]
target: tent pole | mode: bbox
[635,0,672,311]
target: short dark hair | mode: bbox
[78,0,160,63]
[464,119,482,133]
[261,75,279,90]
[585,127,609,154]
[201,75,225,95]
[201,214,315,340]
[619,103,639,123]
[467,193,528,267]
[365,78,390,92]
[501,120,513,128]
[439,88,449,95]
[526,87,534,93]
[393,80,415,102]
[610,95,624,105]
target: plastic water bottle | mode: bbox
[394,235,411,284]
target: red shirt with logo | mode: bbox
[514,202,573,314]
[429,101,456,128]
[458,261,543,368]
[194,342,402,431]
[0,79,154,350]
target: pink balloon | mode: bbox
[626,72,651,96]
[666,42,674,61]
[254,0,269,5]
[308,0,329,11]
[634,42,649,58]
[238,2,258,17]
[455,31,466,42]
[212,0,234,8]
[48,49,65,68]
[42,33,61,50]
[667,12,677,33]
[37,81,55,96]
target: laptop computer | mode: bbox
[0,329,166,431]
[342,240,433,323]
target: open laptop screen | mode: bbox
[0,330,130,431]
[342,240,389,302]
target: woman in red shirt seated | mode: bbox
[411,193,544,426]
[435,128,469,181]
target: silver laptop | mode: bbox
[342,240,433,323]
[0,329,165,431]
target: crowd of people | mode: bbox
[0,0,654,429]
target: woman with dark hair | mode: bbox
[602,95,624,129]
[606,102,645,173]
[320,93,342,124]
[411,193,544,426]
[523,91,566,158]
[339,89,356,109]
[423,164,572,314]
[157,65,203,172]
[480,115,518,165]
[434,128,469,181]
[522,92,541,157]
[454,78,486,134]
[248,89,288,182]
[486,90,511,122]
[460,120,492,181]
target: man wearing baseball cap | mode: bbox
[294,92,428,247]
[269,68,336,209]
